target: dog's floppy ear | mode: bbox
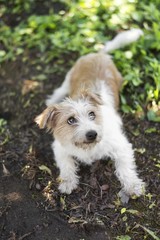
[35,106,58,131]
[81,90,103,105]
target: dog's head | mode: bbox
[35,92,103,150]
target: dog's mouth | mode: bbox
[75,139,100,149]
[84,139,96,144]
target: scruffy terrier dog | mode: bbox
[35,29,145,203]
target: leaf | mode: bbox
[116,235,131,240]
[0,50,6,57]
[127,209,142,217]
[145,127,157,133]
[2,164,10,176]
[138,225,160,240]
[121,104,133,114]
[146,193,153,201]
[155,164,160,169]
[147,110,160,122]
[34,74,47,81]
[68,217,87,224]
[39,165,52,175]
[135,148,146,154]
[22,80,41,95]
[121,208,127,214]
[60,196,67,211]
[121,208,142,217]
[131,129,140,137]
[149,201,156,209]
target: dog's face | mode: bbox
[35,92,103,149]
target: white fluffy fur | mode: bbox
[103,28,143,52]
[51,82,145,202]
[37,29,145,203]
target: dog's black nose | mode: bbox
[86,130,97,142]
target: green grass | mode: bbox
[0,0,160,120]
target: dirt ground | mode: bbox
[0,3,160,238]
[0,54,160,240]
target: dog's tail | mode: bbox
[101,29,143,53]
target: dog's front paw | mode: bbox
[118,189,130,204]
[119,179,145,203]
[58,177,79,194]
[131,180,145,197]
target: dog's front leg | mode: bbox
[109,134,145,202]
[53,142,79,194]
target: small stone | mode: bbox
[101,184,109,191]
[36,183,41,190]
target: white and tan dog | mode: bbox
[35,29,145,203]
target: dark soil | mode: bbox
[0,2,160,239]
[0,56,160,240]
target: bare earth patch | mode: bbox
[0,60,160,240]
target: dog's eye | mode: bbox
[88,111,96,120]
[67,117,77,125]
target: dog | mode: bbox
[35,29,145,203]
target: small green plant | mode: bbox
[116,235,131,240]
[0,118,7,134]
[0,118,9,145]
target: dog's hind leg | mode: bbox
[46,69,72,106]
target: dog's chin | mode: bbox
[75,139,100,150]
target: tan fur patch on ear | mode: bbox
[80,90,103,105]
[34,106,58,130]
